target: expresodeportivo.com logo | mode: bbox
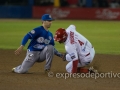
[47,71,120,79]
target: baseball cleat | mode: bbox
[12,67,15,72]
[77,67,89,73]
[45,69,50,73]
[89,66,98,73]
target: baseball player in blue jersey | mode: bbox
[12,14,63,74]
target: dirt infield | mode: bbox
[0,49,120,90]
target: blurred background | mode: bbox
[0,0,120,20]
[0,0,120,54]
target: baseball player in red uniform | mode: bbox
[54,25,97,73]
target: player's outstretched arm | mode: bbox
[15,45,24,55]
[54,48,67,61]
[54,48,63,58]
[14,33,30,55]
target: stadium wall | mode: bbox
[0,6,32,18]
[33,6,120,20]
[0,5,120,20]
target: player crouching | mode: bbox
[54,25,98,74]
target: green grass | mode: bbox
[0,19,120,55]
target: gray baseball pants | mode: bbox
[14,45,54,73]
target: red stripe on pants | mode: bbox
[72,60,79,73]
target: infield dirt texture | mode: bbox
[0,49,120,90]
[0,19,120,90]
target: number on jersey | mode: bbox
[78,40,84,46]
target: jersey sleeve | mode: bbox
[65,44,78,61]
[21,27,40,46]
[28,28,40,39]
[21,33,31,46]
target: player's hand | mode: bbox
[61,53,67,61]
[14,45,24,55]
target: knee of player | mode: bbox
[66,64,72,73]
[66,54,79,62]
[66,54,72,61]
[47,45,54,51]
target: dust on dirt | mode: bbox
[0,49,120,90]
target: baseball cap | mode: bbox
[41,14,54,21]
